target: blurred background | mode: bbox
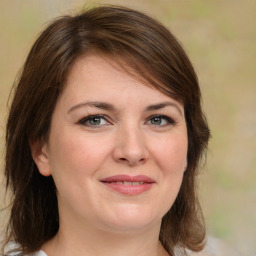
[0,0,255,255]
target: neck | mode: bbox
[42,220,169,256]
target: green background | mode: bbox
[1,1,255,255]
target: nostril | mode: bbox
[117,156,146,166]
[113,141,149,165]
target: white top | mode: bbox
[31,250,48,256]
[2,243,47,256]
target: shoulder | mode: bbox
[187,236,240,256]
[1,242,46,256]
[1,251,45,256]
[174,236,240,256]
[0,240,21,256]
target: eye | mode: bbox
[147,115,175,126]
[79,115,110,127]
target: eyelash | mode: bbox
[78,114,176,127]
[78,115,110,127]
[146,115,176,126]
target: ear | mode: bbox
[30,140,51,176]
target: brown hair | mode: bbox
[3,5,210,255]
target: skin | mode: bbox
[32,55,188,256]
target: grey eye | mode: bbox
[147,115,175,126]
[79,115,109,126]
[151,116,163,125]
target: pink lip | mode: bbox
[100,175,155,195]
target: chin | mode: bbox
[100,206,162,233]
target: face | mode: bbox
[33,55,188,234]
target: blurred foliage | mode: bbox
[0,0,255,255]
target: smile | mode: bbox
[106,181,147,185]
[100,175,155,195]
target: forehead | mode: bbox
[67,53,180,98]
[67,54,147,85]
[59,54,184,111]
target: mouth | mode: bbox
[100,175,155,195]
[104,181,149,185]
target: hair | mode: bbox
[3,5,210,256]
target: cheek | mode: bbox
[152,137,187,214]
[48,131,111,179]
[47,133,110,208]
[153,135,188,174]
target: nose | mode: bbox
[112,125,149,166]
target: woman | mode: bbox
[2,5,210,256]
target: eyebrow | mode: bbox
[145,102,182,115]
[68,101,182,115]
[68,101,116,113]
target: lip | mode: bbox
[100,175,155,195]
